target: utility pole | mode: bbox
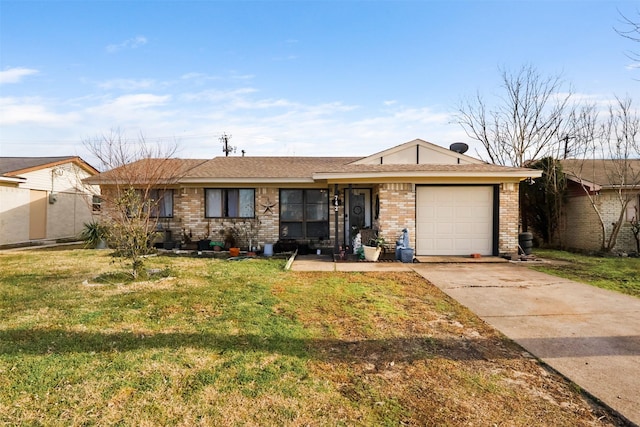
[562,134,574,159]
[220,133,235,157]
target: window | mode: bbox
[280,189,329,239]
[205,189,255,218]
[92,195,102,212]
[149,189,173,218]
[627,194,640,222]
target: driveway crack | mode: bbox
[448,282,563,289]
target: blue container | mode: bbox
[401,248,414,263]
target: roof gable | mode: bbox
[350,139,483,166]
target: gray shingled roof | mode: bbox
[88,155,540,183]
[561,159,640,188]
[184,157,361,179]
[85,158,209,184]
[0,156,77,176]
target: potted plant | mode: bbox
[363,236,385,262]
[81,220,109,249]
[181,228,197,250]
[197,238,212,251]
[220,227,236,250]
[209,241,224,252]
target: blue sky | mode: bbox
[1,0,638,165]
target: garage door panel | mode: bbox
[416,186,494,256]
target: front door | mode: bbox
[350,193,366,230]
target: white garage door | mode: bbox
[416,186,494,256]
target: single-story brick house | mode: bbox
[87,139,542,257]
[559,159,640,253]
[0,156,99,247]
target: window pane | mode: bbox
[161,190,173,217]
[227,189,239,217]
[280,222,303,238]
[306,203,328,221]
[307,222,329,238]
[92,195,101,212]
[306,189,328,204]
[281,190,303,204]
[206,189,222,217]
[281,204,303,221]
[239,189,254,218]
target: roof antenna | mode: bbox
[220,133,236,157]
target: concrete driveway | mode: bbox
[412,263,640,426]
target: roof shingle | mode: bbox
[561,159,640,188]
[0,156,78,176]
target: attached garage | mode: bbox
[416,185,497,256]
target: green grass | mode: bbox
[531,249,640,298]
[0,248,620,426]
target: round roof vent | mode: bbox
[449,142,469,154]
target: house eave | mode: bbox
[566,175,602,192]
[180,177,317,185]
[0,176,27,185]
[312,170,543,182]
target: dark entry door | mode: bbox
[350,193,366,230]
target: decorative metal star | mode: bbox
[260,198,278,214]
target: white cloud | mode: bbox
[106,36,148,53]
[98,78,157,91]
[0,80,468,161]
[181,88,258,104]
[84,94,171,120]
[70,94,172,132]
[0,97,80,126]
[0,67,39,84]
[181,72,207,80]
[110,93,170,108]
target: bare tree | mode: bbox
[564,96,640,252]
[456,64,572,167]
[616,9,640,70]
[82,130,184,278]
[521,157,567,245]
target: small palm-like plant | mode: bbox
[81,220,109,248]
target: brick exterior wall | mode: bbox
[376,183,416,248]
[174,187,282,249]
[499,183,520,256]
[559,191,639,252]
[99,181,524,255]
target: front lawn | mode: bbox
[0,249,621,425]
[531,249,640,298]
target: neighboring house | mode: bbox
[0,156,99,247]
[559,159,640,253]
[87,139,541,257]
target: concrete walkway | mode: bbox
[291,256,640,425]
